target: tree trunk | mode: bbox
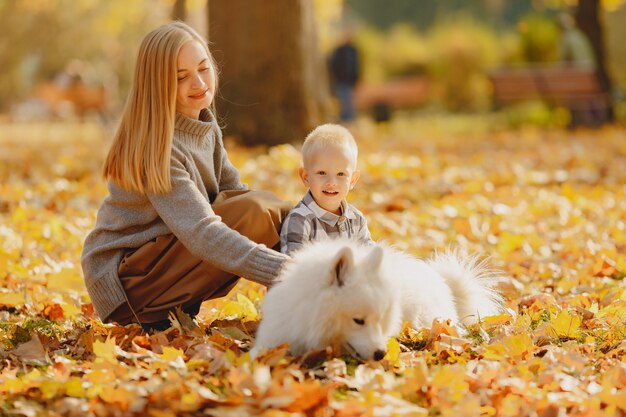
[172,0,187,21]
[575,0,614,120]
[208,0,330,146]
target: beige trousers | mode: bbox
[110,189,292,325]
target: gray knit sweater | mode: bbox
[81,109,289,323]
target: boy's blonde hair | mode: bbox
[301,124,358,169]
[103,21,218,194]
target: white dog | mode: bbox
[251,239,504,360]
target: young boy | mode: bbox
[280,124,373,255]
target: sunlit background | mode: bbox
[1,3,626,415]
[2,0,626,133]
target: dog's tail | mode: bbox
[427,250,504,325]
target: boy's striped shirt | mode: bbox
[280,191,373,255]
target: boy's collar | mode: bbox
[302,191,356,226]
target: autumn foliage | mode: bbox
[0,119,625,416]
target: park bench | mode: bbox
[354,76,430,122]
[488,65,611,126]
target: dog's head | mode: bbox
[321,244,401,361]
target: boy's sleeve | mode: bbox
[357,213,374,245]
[280,212,311,255]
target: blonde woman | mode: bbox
[81,22,292,332]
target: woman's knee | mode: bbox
[239,194,287,241]
[242,192,269,214]
[214,190,291,243]
[241,196,277,229]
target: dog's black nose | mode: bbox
[373,350,386,361]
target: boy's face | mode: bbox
[299,146,360,215]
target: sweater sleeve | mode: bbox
[147,154,287,286]
[216,130,246,192]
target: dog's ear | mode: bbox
[363,245,384,273]
[329,247,354,287]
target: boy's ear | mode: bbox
[349,170,360,190]
[298,167,309,187]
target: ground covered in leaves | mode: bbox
[0,117,625,416]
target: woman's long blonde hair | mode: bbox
[103,21,218,194]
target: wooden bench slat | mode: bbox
[489,66,608,107]
[488,65,612,126]
[354,77,429,109]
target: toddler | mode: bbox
[280,124,373,254]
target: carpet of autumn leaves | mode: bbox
[1,117,626,417]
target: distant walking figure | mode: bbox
[557,13,595,70]
[329,34,360,122]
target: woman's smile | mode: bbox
[189,89,209,99]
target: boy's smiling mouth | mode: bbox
[323,190,339,196]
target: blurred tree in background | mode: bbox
[1,0,625,130]
[172,0,187,21]
[575,0,614,119]
[347,0,625,114]
[605,3,626,89]
[208,0,331,146]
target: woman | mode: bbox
[81,22,292,331]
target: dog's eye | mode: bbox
[353,318,365,325]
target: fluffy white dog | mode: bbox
[251,239,504,360]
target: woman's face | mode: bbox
[176,40,215,119]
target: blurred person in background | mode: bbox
[329,32,360,122]
[557,12,595,70]
[556,12,611,127]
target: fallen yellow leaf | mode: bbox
[93,337,117,364]
[0,292,25,307]
[549,309,582,340]
[160,346,184,362]
[385,337,400,364]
